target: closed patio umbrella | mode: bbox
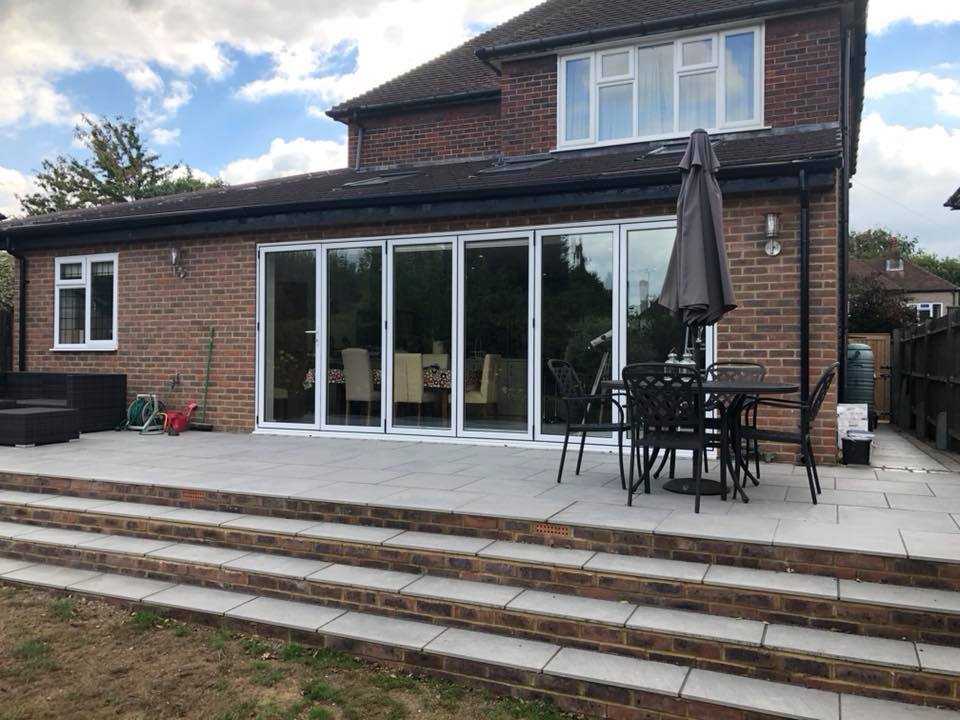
[659,129,737,336]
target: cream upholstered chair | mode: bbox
[465,353,501,417]
[341,348,379,425]
[422,353,449,370]
[393,352,425,421]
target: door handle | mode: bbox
[305,330,317,334]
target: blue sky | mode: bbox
[0,1,958,254]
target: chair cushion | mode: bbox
[16,398,69,408]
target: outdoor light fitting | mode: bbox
[169,247,187,278]
[763,212,782,257]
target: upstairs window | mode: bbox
[558,26,763,148]
[54,253,118,350]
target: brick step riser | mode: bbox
[2,539,957,711]
[1,504,958,648]
[0,583,791,720]
[2,474,957,591]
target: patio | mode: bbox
[1,423,960,563]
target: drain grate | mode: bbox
[534,522,572,537]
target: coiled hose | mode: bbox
[123,396,165,431]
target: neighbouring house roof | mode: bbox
[0,125,841,243]
[947,186,960,209]
[849,257,960,294]
[328,0,865,118]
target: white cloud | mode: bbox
[150,127,181,145]
[218,137,348,185]
[850,113,960,255]
[866,71,960,116]
[869,1,960,34]
[0,167,38,220]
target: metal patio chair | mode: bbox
[705,361,766,491]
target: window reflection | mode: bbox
[626,228,685,364]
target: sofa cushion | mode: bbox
[16,398,70,408]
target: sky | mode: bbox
[0,0,958,255]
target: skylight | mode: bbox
[341,171,418,188]
[476,158,555,174]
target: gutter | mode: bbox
[476,0,843,60]
[327,89,500,122]
[3,236,26,371]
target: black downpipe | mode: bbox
[799,170,811,428]
[4,238,26,371]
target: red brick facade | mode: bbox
[500,56,557,157]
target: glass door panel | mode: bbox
[391,243,453,430]
[462,238,529,434]
[625,227,685,363]
[539,232,615,436]
[325,246,383,428]
[262,249,317,425]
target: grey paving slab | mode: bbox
[29,495,116,511]
[146,542,251,566]
[890,494,960,513]
[544,647,688,695]
[654,513,778,545]
[0,490,50,505]
[424,627,559,670]
[88,501,175,519]
[222,515,322,535]
[144,584,256,614]
[901,531,960,564]
[785,487,889,508]
[456,495,573,521]
[840,694,960,719]
[835,478,933,496]
[307,563,420,592]
[402,575,523,608]
[297,521,404,545]
[626,605,765,646]
[3,564,101,589]
[291,482,404,505]
[763,624,918,669]
[838,506,960,534]
[704,565,838,599]
[376,488,480,513]
[383,531,494,555]
[0,557,35,574]
[222,553,331,579]
[478,540,595,568]
[0,521,44,539]
[839,579,960,615]
[21,526,104,547]
[69,573,176,600]
[584,552,709,583]
[315,468,407,485]
[774,520,907,557]
[160,508,246,526]
[727,499,840,524]
[321,611,445,650]
[681,669,839,720]
[927,482,960,498]
[78,534,178,556]
[507,589,635,626]
[917,643,960,676]
[226,596,346,631]
[548,502,670,533]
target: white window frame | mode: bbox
[912,302,944,321]
[53,253,118,351]
[556,23,764,150]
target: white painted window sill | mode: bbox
[49,346,118,352]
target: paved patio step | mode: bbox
[1,488,959,646]
[2,518,960,708]
[2,558,958,720]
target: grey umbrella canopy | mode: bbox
[658,129,737,328]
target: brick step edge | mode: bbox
[2,473,954,592]
[3,557,957,720]
[2,535,959,710]
[2,495,959,648]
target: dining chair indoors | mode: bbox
[547,359,627,490]
[342,348,380,426]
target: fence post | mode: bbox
[891,328,900,426]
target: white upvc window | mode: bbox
[557,25,764,149]
[912,302,943,321]
[53,253,118,351]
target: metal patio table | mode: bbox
[602,378,799,501]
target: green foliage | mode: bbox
[307,708,333,720]
[10,638,57,675]
[488,697,572,720]
[0,253,13,309]
[249,660,285,687]
[911,250,960,288]
[48,598,76,621]
[279,642,307,661]
[301,678,342,703]
[17,114,223,217]
[850,228,918,259]
[208,628,233,651]
[128,610,164,632]
[240,637,272,657]
[848,274,917,333]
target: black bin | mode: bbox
[842,430,873,466]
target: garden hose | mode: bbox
[122,396,166,432]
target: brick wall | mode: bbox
[347,100,501,168]
[500,56,557,157]
[12,188,839,461]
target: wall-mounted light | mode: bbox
[763,212,782,257]
[169,247,186,278]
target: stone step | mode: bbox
[1,488,959,645]
[2,557,958,720]
[2,518,960,708]
[3,471,955,593]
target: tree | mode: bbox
[910,250,960,288]
[848,274,917,333]
[0,253,12,309]
[17,114,223,216]
[849,228,918,259]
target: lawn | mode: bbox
[0,584,578,720]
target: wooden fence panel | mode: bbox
[849,332,891,419]
[892,308,960,449]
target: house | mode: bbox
[850,256,960,320]
[0,0,867,462]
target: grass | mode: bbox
[128,609,165,632]
[9,638,58,676]
[250,660,286,687]
[49,597,76,621]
